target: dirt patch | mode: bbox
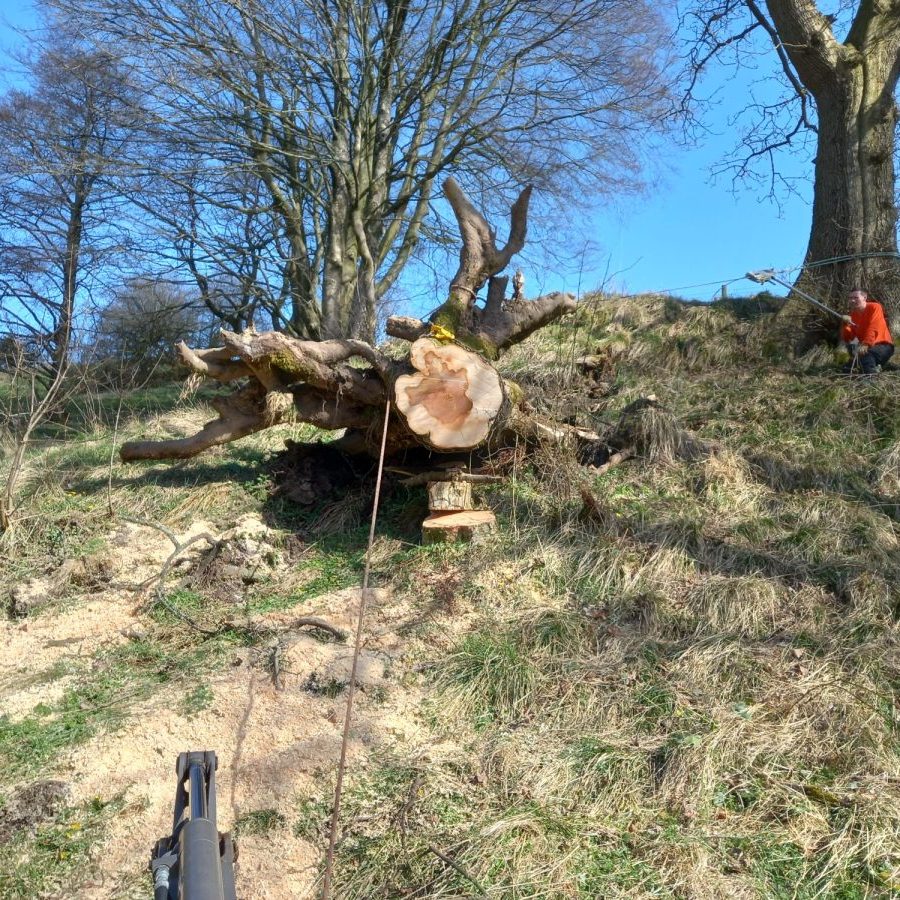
[0,779,70,843]
[0,596,136,720]
[270,441,375,508]
[0,520,216,720]
[2,510,433,899]
[59,586,425,900]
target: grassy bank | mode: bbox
[1,292,898,897]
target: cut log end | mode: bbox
[422,510,497,545]
[394,338,505,451]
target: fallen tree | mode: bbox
[120,179,589,464]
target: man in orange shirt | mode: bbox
[839,289,894,374]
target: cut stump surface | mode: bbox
[395,339,505,451]
[422,510,497,545]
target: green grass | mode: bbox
[331,762,477,896]
[440,631,540,723]
[387,294,900,897]
[249,541,364,614]
[0,795,123,899]
[234,807,287,837]
[149,587,209,625]
[722,834,872,899]
[575,836,670,897]
[0,634,237,782]
[294,796,331,842]
[178,683,215,718]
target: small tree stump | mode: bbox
[422,510,497,545]
[427,480,474,511]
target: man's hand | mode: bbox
[841,314,853,325]
[858,343,870,355]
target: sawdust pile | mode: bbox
[1,516,429,899]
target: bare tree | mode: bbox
[56,0,676,342]
[682,0,900,319]
[0,40,134,371]
[130,159,288,333]
[94,279,211,384]
[0,37,135,531]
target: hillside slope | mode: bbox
[1,293,899,898]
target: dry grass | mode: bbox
[330,293,900,898]
[875,439,900,496]
[3,295,900,897]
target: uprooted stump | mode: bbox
[119,177,595,470]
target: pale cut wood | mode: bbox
[422,510,497,545]
[118,178,594,466]
[394,338,504,450]
[427,480,474,511]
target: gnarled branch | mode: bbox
[445,177,531,301]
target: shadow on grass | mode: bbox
[261,477,428,543]
[68,438,430,554]
[63,467,248,505]
[746,452,900,522]
[633,519,862,601]
[69,445,272,494]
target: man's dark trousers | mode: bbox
[858,342,895,373]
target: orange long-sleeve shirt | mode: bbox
[841,300,893,346]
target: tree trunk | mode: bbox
[348,208,377,342]
[285,232,323,340]
[55,184,87,372]
[794,48,900,322]
[119,179,587,465]
[761,0,900,331]
[322,207,357,340]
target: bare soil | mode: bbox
[1,518,428,899]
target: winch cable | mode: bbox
[745,269,845,320]
[321,396,392,900]
[642,252,900,302]
[318,251,890,895]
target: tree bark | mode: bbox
[791,9,900,320]
[759,0,900,324]
[118,179,591,465]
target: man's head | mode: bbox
[848,289,868,312]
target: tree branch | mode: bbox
[444,177,532,301]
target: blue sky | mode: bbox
[582,151,809,301]
[0,2,811,306]
[0,5,35,76]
